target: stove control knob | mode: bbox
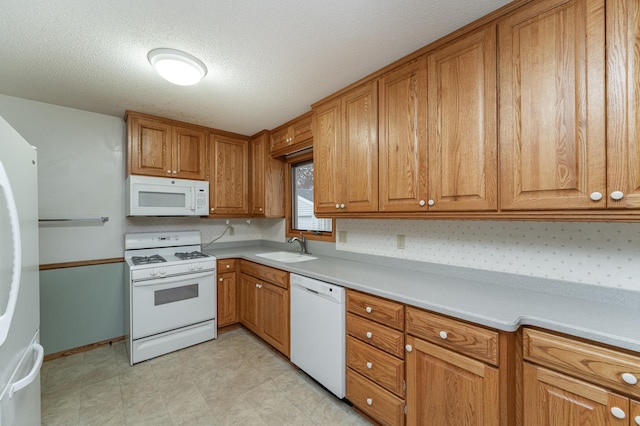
[197,263,203,270]
[150,269,157,277]
[160,268,167,276]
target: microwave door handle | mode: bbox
[190,186,196,211]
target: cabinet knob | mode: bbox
[366,331,372,339]
[428,199,435,206]
[611,407,626,419]
[406,344,413,352]
[172,170,177,175]
[366,362,373,369]
[622,373,638,385]
[439,331,448,340]
[335,204,340,209]
[226,265,230,269]
[219,277,223,282]
[166,170,171,174]
[590,192,603,201]
[340,203,345,209]
[259,208,263,212]
[611,190,624,200]
[635,415,640,426]
[419,199,426,206]
[255,283,260,288]
[365,306,372,314]
[211,207,215,212]
[366,398,373,406]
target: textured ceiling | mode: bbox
[0,0,512,136]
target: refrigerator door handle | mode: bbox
[9,343,43,398]
[0,160,22,346]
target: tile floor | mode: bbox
[41,327,371,425]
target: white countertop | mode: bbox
[206,245,640,353]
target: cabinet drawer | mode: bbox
[217,258,237,272]
[347,313,404,358]
[523,328,640,399]
[347,369,405,426]
[347,336,404,396]
[347,290,404,330]
[240,260,288,289]
[406,307,499,366]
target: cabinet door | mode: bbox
[217,271,237,328]
[341,80,378,212]
[406,336,499,426]
[128,116,172,177]
[498,0,606,210]
[172,125,206,180]
[270,126,290,154]
[427,26,497,211]
[250,135,266,215]
[209,134,249,216]
[313,97,342,214]
[523,362,629,426]
[260,281,289,357]
[239,273,260,334]
[606,0,640,209]
[378,58,428,212]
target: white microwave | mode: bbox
[126,175,209,216]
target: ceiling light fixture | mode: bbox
[148,48,207,86]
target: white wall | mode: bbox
[337,219,640,291]
[0,94,126,264]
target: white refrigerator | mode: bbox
[0,116,42,426]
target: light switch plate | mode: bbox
[338,231,348,243]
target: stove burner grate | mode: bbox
[131,254,167,265]
[174,251,209,260]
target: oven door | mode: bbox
[131,270,215,339]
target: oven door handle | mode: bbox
[132,270,215,287]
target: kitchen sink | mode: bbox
[255,251,318,263]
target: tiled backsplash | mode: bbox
[337,219,640,291]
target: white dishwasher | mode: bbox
[290,273,346,399]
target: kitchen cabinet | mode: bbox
[250,131,285,217]
[346,290,405,426]
[313,80,378,214]
[126,112,207,180]
[522,328,640,425]
[498,0,607,210]
[269,112,313,157]
[208,133,250,216]
[426,25,497,211]
[217,259,238,328]
[606,0,640,209]
[405,307,501,425]
[239,261,289,356]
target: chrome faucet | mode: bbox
[287,234,309,254]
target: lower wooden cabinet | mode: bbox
[239,261,290,356]
[405,336,499,426]
[217,259,238,328]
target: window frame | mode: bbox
[285,152,335,242]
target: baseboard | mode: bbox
[43,336,125,362]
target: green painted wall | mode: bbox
[40,262,124,355]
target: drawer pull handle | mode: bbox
[366,332,372,339]
[611,407,626,419]
[622,373,638,385]
[366,362,373,369]
[366,398,373,406]
[226,265,230,268]
[406,344,413,352]
[219,278,223,282]
[365,306,372,314]
[439,331,448,340]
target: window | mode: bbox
[286,153,334,241]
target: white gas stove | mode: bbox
[124,231,217,365]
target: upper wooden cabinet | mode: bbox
[313,80,378,214]
[270,112,313,157]
[379,25,497,213]
[427,25,498,211]
[126,112,207,180]
[208,133,249,216]
[378,57,428,212]
[498,0,606,210]
[250,131,285,217]
[607,0,640,209]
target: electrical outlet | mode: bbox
[397,234,406,249]
[338,231,347,243]
[228,226,235,236]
